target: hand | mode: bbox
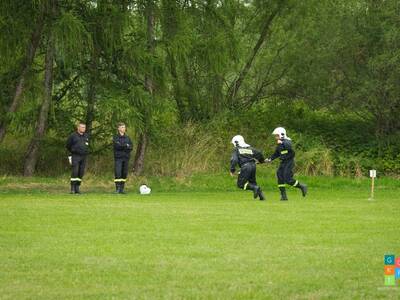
[68,156,72,165]
[277,139,283,144]
[265,158,272,163]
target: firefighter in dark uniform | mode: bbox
[265,127,307,201]
[113,122,133,194]
[66,122,89,194]
[230,135,266,200]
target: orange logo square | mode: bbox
[384,265,395,275]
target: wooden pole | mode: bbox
[369,170,376,200]
[371,176,375,200]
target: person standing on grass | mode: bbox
[113,122,133,194]
[230,135,266,201]
[265,127,307,201]
[66,122,90,194]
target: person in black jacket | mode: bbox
[113,122,133,194]
[66,122,89,194]
[230,135,266,200]
[265,127,307,201]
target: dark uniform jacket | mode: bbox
[113,134,133,159]
[66,132,89,156]
[269,139,295,162]
[230,146,265,173]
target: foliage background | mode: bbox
[1,0,399,177]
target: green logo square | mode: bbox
[384,275,395,286]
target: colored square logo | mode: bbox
[384,265,395,275]
[385,254,395,265]
[395,268,400,280]
[395,257,400,267]
[385,275,396,286]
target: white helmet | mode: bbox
[272,127,291,140]
[139,184,151,195]
[231,135,250,147]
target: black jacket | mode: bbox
[230,146,265,173]
[113,134,133,159]
[269,139,295,162]
[66,132,90,156]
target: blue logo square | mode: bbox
[385,254,395,265]
[395,268,400,279]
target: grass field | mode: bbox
[0,174,399,299]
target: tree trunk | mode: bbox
[85,54,98,135]
[183,61,198,120]
[0,8,45,144]
[226,3,285,106]
[23,13,55,176]
[133,0,155,175]
[167,48,186,122]
[133,132,148,175]
[211,74,223,115]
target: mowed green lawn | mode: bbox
[0,180,399,299]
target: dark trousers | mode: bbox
[71,155,86,185]
[277,159,298,187]
[237,163,257,190]
[114,158,129,183]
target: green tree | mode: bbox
[0,1,45,143]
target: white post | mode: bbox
[369,170,377,200]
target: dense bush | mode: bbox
[1,101,399,178]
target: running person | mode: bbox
[230,135,266,200]
[265,127,307,201]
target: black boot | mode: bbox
[115,182,120,193]
[247,183,259,199]
[297,183,307,197]
[247,183,265,200]
[119,182,126,194]
[75,183,81,194]
[70,182,75,194]
[258,188,265,201]
[279,187,288,201]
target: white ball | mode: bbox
[139,184,151,195]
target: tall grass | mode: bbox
[146,122,226,177]
[296,146,333,176]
